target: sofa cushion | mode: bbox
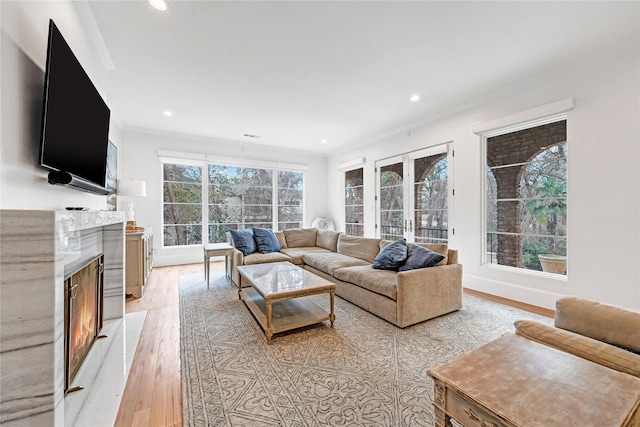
[303,252,370,275]
[281,247,332,265]
[243,251,291,265]
[399,244,445,271]
[337,234,381,263]
[555,297,640,354]
[230,229,256,256]
[515,319,640,378]
[284,228,317,248]
[372,238,407,271]
[253,228,280,254]
[316,229,340,251]
[333,265,398,300]
[274,231,287,249]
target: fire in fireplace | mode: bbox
[64,255,104,392]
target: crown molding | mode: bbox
[74,0,115,71]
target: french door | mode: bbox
[376,144,453,244]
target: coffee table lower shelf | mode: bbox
[242,287,332,343]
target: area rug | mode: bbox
[180,272,551,427]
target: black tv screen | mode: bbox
[39,20,111,190]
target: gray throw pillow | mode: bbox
[372,238,407,271]
[399,244,445,271]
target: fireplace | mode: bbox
[64,255,104,392]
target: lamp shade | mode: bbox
[117,179,147,197]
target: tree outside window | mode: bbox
[163,163,202,246]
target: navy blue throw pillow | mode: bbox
[372,238,408,271]
[398,244,445,271]
[253,228,281,254]
[230,229,257,256]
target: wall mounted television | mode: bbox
[39,19,112,195]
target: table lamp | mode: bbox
[117,179,147,231]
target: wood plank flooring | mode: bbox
[114,262,552,427]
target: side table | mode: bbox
[203,243,235,288]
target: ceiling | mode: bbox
[88,1,639,155]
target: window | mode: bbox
[344,168,364,236]
[278,170,304,230]
[162,155,305,247]
[163,163,203,246]
[485,119,567,274]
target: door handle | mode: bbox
[409,220,413,233]
[404,219,407,232]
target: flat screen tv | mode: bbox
[39,20,112,195]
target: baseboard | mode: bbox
[463,273,562,312]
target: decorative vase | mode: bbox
[538,254,567,275]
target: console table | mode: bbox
[125,228,153,298]
[428,333,640,427]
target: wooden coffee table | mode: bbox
[236,262,336,344]
[428,333,640,427]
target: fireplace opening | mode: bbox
[64,254,104,393]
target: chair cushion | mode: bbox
[230,229,256,256]
[515,319,640,378]
[398,244,444,271]
[372,238,407,271]
[253,227,280,254]
[555,297,640,354]
[333,265,398,300]
[303,252,370,275]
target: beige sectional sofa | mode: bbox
[515,296,640,378]
[230,228,463,328]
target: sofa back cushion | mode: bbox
[337,234,381,263]
[283,228,318,247]
[555,297,640,354]
[316,229,340,251]
[274,231,287,249]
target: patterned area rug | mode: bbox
[180,272,552,427]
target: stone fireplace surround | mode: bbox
[0,210,145,426]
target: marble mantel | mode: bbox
[0,209,128,426]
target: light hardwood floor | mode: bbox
[114,262,553,427]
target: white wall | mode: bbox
[327,42,640,311]
[119,128,327,266]
[0,1,121,210]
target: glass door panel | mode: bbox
[378,162,405,240]
[412,154,448,244]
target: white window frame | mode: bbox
[475,99,574,277]
[339,158,366,236]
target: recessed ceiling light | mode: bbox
[321,139,327,144]
[410,95,421,102]
[149,0,168,11]
[163,110,172,117]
